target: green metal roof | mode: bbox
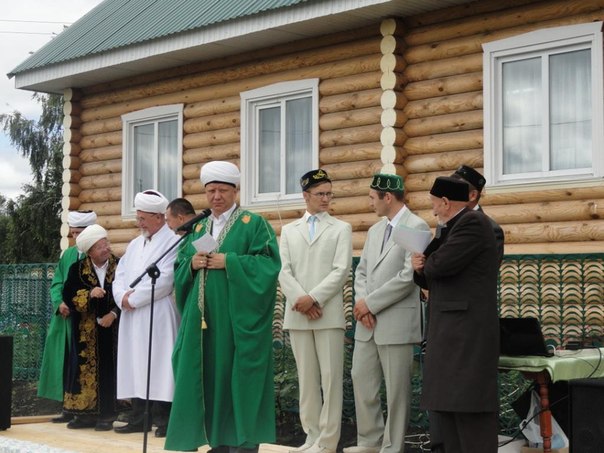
[9,0,311,76]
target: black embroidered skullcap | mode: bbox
[300,169,331,191]
[453,165,486,191]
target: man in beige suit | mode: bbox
[345,174,430,453]
[279,169,353,453]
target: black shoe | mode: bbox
[114,423,150,434]
[51,413,74,423]
[155,426,167,438]
[95,421,114,431]
[67,417,96,429]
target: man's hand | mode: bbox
[206,253,226,270]
[97,312,116,328]
[90,287,106,299]
[412,252,425,273]
[305,304,323,321]
[58,302,70,318]
[359,313,376,330]
[122,289,135,310]
[191,252,208,270]
[353,298,371,320]
[292,295,315,313]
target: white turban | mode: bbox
[200,161,240,187]
[76,224,107,253]
[134,190,169,213]
[67,210,97,228]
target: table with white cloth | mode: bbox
[499,348,604,453]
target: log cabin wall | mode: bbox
[401,0,604,255]
[60,0,604,257]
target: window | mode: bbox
[483,22,604,188]
[241,79,319,209]
[121,105,183,217]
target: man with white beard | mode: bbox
[112,190,180,438]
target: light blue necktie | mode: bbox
[381,223,392,252]
[308,215,317,241]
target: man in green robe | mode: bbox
[165,161,281,453]
[37,210,97,422]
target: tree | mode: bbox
[0,94,63,263]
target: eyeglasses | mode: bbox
[308,191,334,199]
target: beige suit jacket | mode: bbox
[279,212,352,330]
[354,208,430,345]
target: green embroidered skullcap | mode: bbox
[370,173,404,193]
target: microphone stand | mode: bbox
[128,226,195,453]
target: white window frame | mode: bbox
[240,79,319,210]
[121,104,183,218]
[483,22,604,190]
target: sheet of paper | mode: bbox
[392,224,432,253]
[191,233,218,254]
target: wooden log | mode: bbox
[79,187,123,203]
[405,130,483,155]
[63,168,81,184]
[183,143,240,164]
[64,116,82,129]
[63,142,81,157]
[380,54,407,74]
[405,53,482,83]
[503,220,604,244]
[80,131,122,149]
[62,183,81,198]
[404,72,483,101]
[380,34,406,56]
[63,101,82,116]
[80,159,122,176]
[64,88,82,103]
[322,160,383,180]
[81,37,382,109]
[381,109,407,128]
[329,196,371,215]
[382,145,406,165]
[380,127,407,147]
[79,145,122,163]
[80,117,122,136]
[319,88,382,114]
[108,228,140,245]
[64,128,82,144]
[78,200,122,216]
[183,127,240,149]
[184,95,241,118]
[380,18,406,38]
[320,142,382,165]
[407,185,604,211]
[81,54,382,123]
[405,149,483,174]
[261,209,304,222]
[184,111,240,134]
[319,72,382,97]
[485,199,604,225]
[319,106,382,131]
[405,0,604,46]
[381,90,408,110]
[331,177,374,197]
[79,173,121,190]
[404,91,483,120]
[320,124,382,148]
[504,241,604,255]
[404,110,483,137]
[61,196,80,212]
[62,155,80,171]
[380,72,407,92]
[96,215,136,230]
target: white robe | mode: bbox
[112,223,181,401]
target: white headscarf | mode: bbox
[134,190,169,213]
[76,224,107,253]
[67,210,97,228]
[200,161,240,187]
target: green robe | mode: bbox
[37,246,80,401]
[165,208,280,452]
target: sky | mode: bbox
[0,0,104,201]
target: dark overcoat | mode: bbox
[417,208,500,413]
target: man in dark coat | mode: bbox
[412,176,500,453]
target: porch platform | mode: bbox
[0,417,290,453]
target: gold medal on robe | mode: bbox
[201,319,207,329]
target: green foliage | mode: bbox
[0,93,63,263]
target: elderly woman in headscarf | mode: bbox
[62,224,120,431]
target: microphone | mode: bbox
[176,208,212,233]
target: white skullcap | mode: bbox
[134,190,169,213]
[76,224,107,253]
[200,161,240,187]
[67,210,97,228]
